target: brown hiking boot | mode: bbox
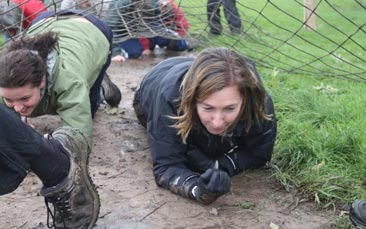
[102,73,122,108]
[40,126,100,229]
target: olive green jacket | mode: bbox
[0,17,110,146]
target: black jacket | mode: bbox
[135,56,277,195]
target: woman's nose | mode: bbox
[14,103,24,113]
[212,113,225,128]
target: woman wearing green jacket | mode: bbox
[0,10,120,228]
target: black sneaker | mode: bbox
[102,73,122,108]
[350,199,366,228]
[40,126,100,229]
[209,29,222,35]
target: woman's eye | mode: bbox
[3,98,12,103]
[225,107,236,112]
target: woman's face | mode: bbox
[196,85,243,135]
[0,77,45,116]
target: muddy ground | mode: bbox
[0,49,341,229]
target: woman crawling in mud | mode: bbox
[133,47,277,204]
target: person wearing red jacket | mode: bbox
[111,0,192,61]
[0,0,47,40]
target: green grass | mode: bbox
[266,70,366,205]
[180,0,366,207]
[182,0,366,79]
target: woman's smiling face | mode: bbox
[0,77,45,116]
[196,85,243,135]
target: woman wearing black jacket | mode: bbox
[133,47,277,204]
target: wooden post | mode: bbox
[303,0,318,30]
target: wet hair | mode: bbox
[0,31,58,88]
[171,47,271,143]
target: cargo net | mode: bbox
[1,0,366,82]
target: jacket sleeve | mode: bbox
[218,93,277,176]
[146,95,199,200]
[54,79,94,147]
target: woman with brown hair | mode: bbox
[133,47,277,204]
[0,10,120,228]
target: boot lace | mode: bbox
[44,193,71,229]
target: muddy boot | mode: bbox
[350,199,366,228]
[40,126,100,229]
[102,73,122,108]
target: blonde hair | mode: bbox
[171,47,270,143]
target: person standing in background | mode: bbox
[207,0,243,35]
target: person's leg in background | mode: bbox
[118,38,144,59]
[149,36,170,49]
[0,104,100,228]
[222,0,243,34]
[167,39,189,51]
[207,0,223,35]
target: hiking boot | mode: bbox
[209,29,222,35]
[102,73,122,108]
[350,199,366,229]
[40,126,100,229]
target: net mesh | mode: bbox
[0,0,365,81]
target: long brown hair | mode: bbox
[0,31,58,88]
[171,47,271,143]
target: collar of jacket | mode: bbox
[39,49,56,99]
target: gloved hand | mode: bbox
[190,168,231,204]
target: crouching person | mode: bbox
[133,47,277,204]
[0,9,121,228]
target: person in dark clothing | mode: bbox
[207,0,243,35]
[133,47,277,204]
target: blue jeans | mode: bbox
[119,38,144,59]
[149,37,188,51]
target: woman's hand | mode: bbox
[111,55,126,62]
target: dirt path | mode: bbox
[0,50,338,229]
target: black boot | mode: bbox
[102,73,122,108]
[41,126,100,229]
[350,199,366,229]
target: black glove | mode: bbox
[218,154,236,176]
[190,168,231,204]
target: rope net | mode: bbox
[0,0,365,81]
